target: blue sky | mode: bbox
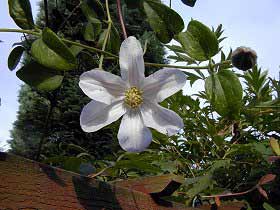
[0,0,280,150]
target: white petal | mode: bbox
[79,69,127,104]
[118,109,152,152]
[80,100,126,132]
[141,102,184,136]
[119,36,145,87]
[142,68,186,102]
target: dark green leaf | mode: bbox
[124,0,143,8]
[177,20,219,61]
[143,0,184,43]
[115,160,161,173]
[8,0,34,29]
[63,157,83,173]
[205,70,243,119]
[31,38,76,71]
[81,0,104,22]
[8,46,25,70]
[16,61,63,91]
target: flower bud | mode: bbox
[231,47,257,71]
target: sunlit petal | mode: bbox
[141,102,183,136]
[79,69,127,104]
[118,109,152,152]
[80,100,126,132]
[142,68,186,102]
[119,36,145,87]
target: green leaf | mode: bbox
[31,38,76,71]
[42,28,76,65]
[124,0,143,8]
[63,157,83,173]
[177,20,219,61]
[185,72,202,86]
[8,46,25,70]
[16,61,64,91]
[8,0,34,29]
[205,70,243,119]
[143,0,184,43]
[263,203,276,210]
[83,19,102,41]
[115,160,161,173]
[270,137,280,156]
[97,25,120,54]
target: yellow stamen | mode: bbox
[124,87,143,108]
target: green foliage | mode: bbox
[177,20,219,61]
[8,0,34,29]
[42,28,76,64]
[205,69,243,119]
[8,46,25,70]
[16,61,64,91]
[143,0,184,43]
[97,25,120,54]
[31,38,76,71]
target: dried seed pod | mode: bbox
[231,47,257,71]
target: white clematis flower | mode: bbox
[79,36,186,152]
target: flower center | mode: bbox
[124,87,143,108]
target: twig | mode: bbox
[116,0,127,39]
[44,0,49,27]
[202,186,257,198]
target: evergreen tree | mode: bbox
[9,0,166,161]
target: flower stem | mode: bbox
[99,0,112,69]
[116,0,127,39]
[201,186,257,198]
[0,28,232,71]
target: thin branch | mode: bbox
[116,0,127,39]
[201,186,257,198]
[99,0,112,69]
[44,0,49,27]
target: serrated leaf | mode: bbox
[16,61,63,91]
[143,0,184,43]
[165,45,185,53]
[185,72,202,86]
[8,46,25,70]
[205,70,243,119]
[177,20,219,61]
[269,137,280,156]
[31,38,76,71]
[8,0,34,29]
[42,28,76,64]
